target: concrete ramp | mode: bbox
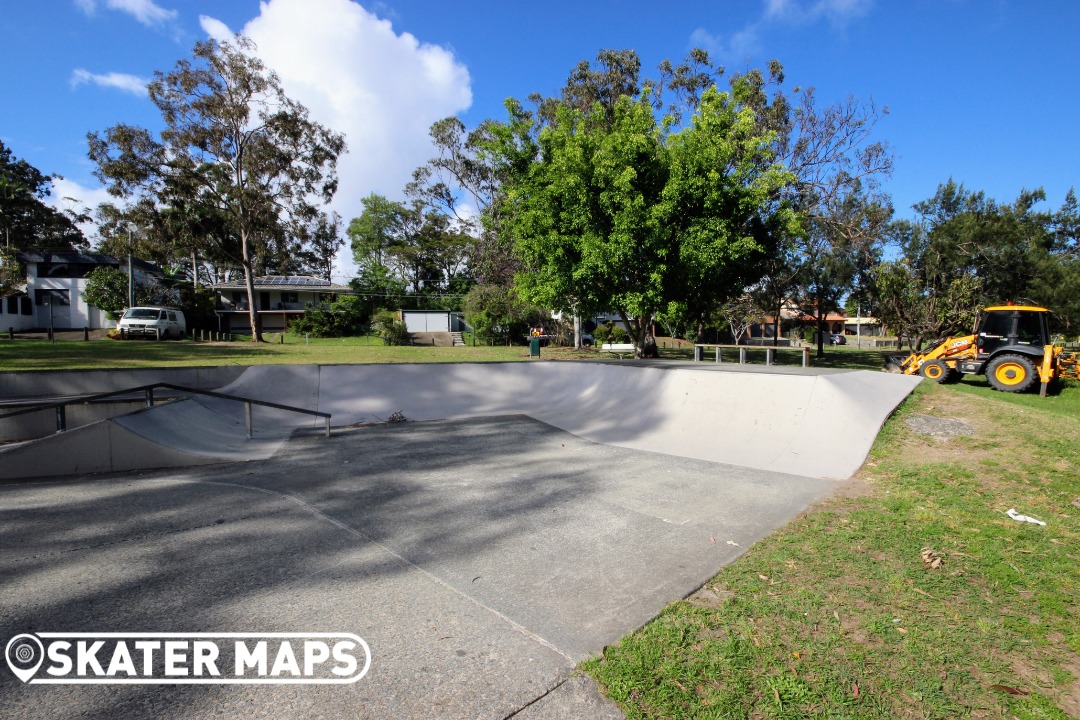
[310,363,918,479]
[0,362,920,481]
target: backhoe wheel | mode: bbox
[920,360,950,384]
[986,354,1038,393]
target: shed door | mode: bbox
[404,313,425,332]
[427,313,450,332]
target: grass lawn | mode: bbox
[584,377,1080,719]
[0,333,604,371]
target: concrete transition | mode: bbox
[0,363,920,718]
[0,362,920,481]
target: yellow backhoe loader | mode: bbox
[885,306,1079,396]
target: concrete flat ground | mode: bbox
[0,415,837,719]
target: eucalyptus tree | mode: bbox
[88,36,345,341]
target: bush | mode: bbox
[593,322,628,345]
[374,309,409,345]
[463,284,546,344]
[290,295,371,338]
[82,267,172,320]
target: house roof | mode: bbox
[17,250,117,265]
[211,275,353,292]
[15,251,163,274]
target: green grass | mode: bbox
[584,380,1080,719]
[0,333,609,370]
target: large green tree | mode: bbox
[872,180,1080,343]
[88,36,345,341]
[349,193,472,307]
[507,81,795,358]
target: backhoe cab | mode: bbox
[886,306,1079,395]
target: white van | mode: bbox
[117,307,187,340]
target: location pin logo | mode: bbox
[6,634,44,683]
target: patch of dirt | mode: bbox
[905,413,976,438]
[686,585,735,609]
[1010,651,1080,718]
[876,389,1025,473]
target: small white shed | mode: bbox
[402,310,451,333]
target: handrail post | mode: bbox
[802,347,810,367]
[145,388,154,408]
[694,345,703,362]
[739,347,747,364]
[715,346,722,363]
[325,416,331,438]
[56,405,67,434]
[766,348,775,366]
[245,402,253,439]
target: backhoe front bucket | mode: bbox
[883,356,907,373]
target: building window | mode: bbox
[37,262,106,278]
[281,292,298,305]
[21,296,32,315]
[35,289,70,306]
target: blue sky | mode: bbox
[2,0,1077,278]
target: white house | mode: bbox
[1,252,162,332]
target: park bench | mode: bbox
[600,342,636,359]
[694,343,812,368]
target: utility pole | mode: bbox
[127,226,135,309]
[857,303,862,348]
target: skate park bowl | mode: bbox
[0,362,921,482]
[0,362,923,717]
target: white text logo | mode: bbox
[5,633,371,684]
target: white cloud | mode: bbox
[198,14,232,41]
[691,0,873,71]
[210,0,473,280]
[71,68,148,96]
[75,0,178,26]
[689,27,761,65]
[765,0,873,27]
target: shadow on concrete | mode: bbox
[0,415,833,719]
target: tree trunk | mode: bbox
[620,310,659,359]
[240,228,263,342]
[772,300,781,347]
[816,301,826,359]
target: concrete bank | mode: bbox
[0,362,920,482]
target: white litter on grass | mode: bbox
[1006,508,1047,526]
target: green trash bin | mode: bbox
[529,337,541,357]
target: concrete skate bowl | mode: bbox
[0,362,920,482]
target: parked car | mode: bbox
[117,307,186,340]
[830,333,846,345]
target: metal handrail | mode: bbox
[0,382,331,439]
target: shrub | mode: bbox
[374,309,409,345]
[463,284,546,343]
[594,322,628,345]
[290,295,371,338]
